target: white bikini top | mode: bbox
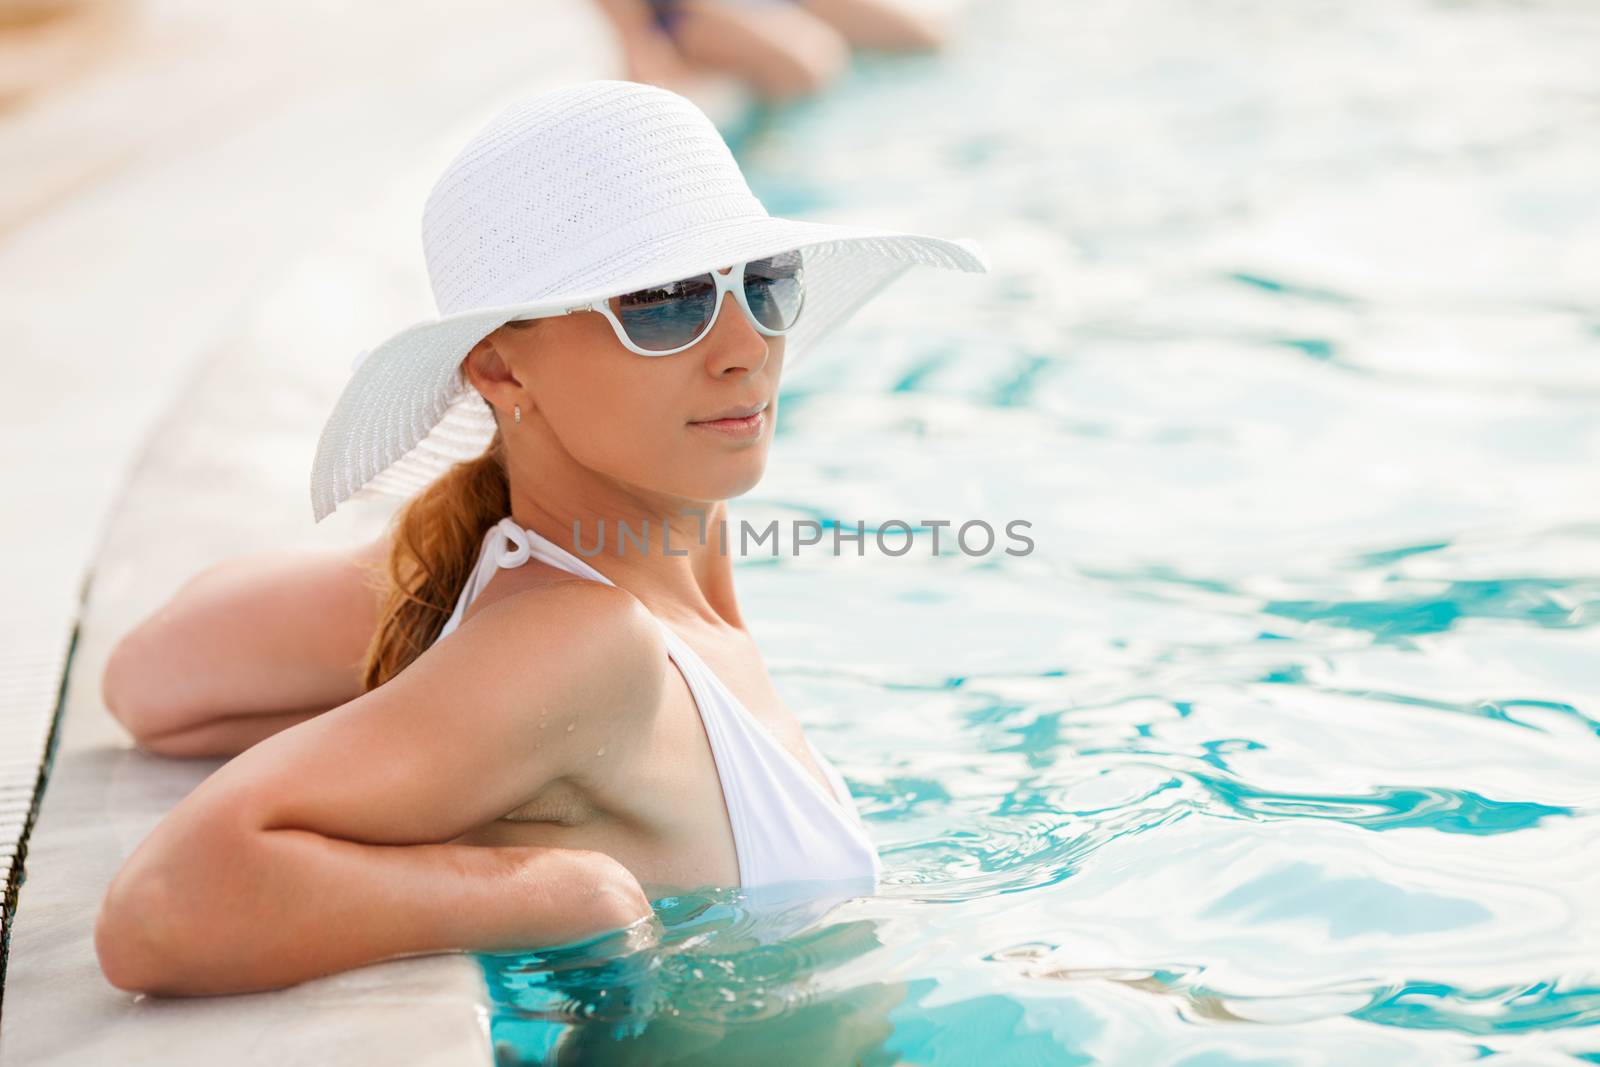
[432,516,883,892]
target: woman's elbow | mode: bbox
[97,803,273,996]
[101,627,166,742]
[94,872,187,995]
[102,629,205,756]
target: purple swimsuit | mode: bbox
[646,0,799,35]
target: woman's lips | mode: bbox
[689,411,766,438]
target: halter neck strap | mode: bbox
[491,516,616,586]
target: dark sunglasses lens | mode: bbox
[744,250,805,332]
[612,273,717,352]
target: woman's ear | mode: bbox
[461,330,525,411]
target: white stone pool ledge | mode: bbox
[0,3,750,1061]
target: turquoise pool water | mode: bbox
[478,2,1600,1062]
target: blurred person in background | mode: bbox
[593,0,946,103]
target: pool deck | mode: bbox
[0,3,750,1060]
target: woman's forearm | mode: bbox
[102,546,383,743]
[134,706,330,758]
[97,829,654,997]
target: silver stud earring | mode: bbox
[513,404,522,423]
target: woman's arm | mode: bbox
[101,532,393,757]
[94,579,668,996]
[97,818,650,997]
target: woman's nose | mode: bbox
[703,279,770,371]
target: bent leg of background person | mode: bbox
[590,0,705,94]
[668,0,850,103]
[795,0,946,52]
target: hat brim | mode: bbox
[309,215,990,523]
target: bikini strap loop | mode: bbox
[493,517,533,568]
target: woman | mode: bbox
[93,78,988,997]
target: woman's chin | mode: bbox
[706,466,769,502]
[683,457,770,504]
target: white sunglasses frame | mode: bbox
[507,256,805,357]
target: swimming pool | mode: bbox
[478,1,1600,1062]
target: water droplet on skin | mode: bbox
[566,721,576,732]
[596,746,606,757]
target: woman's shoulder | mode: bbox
[443,577,670,724]
[476,576,662,644]
[350,527,670,733]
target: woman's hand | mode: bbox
[544,844,656,947]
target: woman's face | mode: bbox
[463,268,784,506]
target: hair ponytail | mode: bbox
[354,427,510,690]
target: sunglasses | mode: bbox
[509,250,806,357]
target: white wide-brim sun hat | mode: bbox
[309,79,991,523]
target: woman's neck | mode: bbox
[507,488,746,632]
